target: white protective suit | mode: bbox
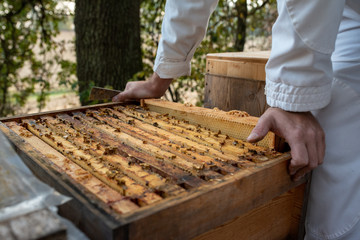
[154,0,360,239]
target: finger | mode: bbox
[112,91,133,102]
[112,92,123,102]
[293,155,314,181]
[292,167,309,182]
[288,142,308,176]
[247,114,272,143]
[294,143,317,182]
[112,93,121,102]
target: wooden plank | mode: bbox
[40,116,185,198]
[116,106,278,163]
[0,122,123,240]
[206,51,270,62]
[206,60,266,81]
[56,113,205,189]
[290,183,306,239]
[206,51,270,81]
[0,102,128,122]
[21,118,162,206]
[123,155,304,240]
[204,74,268,117]
[71,111,225,182]
[88,110,239,176]
[99,107,252,167]
[194,184,305,240]
[0,101,303,240]
[5,121,139,214]
[141,99,275,148]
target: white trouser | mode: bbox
[305,61,360,239]
[304,3,360,238]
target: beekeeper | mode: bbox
[113,0,360,239]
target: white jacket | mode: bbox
[154,1,360,239]
[154,0,218,79]
[154,0,358,111]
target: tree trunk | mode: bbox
[75,0,142,104]
[234,0,248,51]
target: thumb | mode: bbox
[112,91,130,102]
[247,117,271,143]
[112,92,122,102]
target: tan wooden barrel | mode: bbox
[204,51,270,117]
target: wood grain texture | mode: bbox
[0,102,124,122]
[204,51,270,118]
[0,122,123,240]
[5,121,139,214]
[100,107,254,166]
[55,112,205,188]
[194,184,306,240]
[206,51,270,61]
[21,118,162,206]
[143,99,274,148]
[204,74,268,117]
[124,156,304,239]
[206,51,269,80]
[0,101,305,240]
[40,115,185,198]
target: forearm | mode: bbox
[266,0,345,112]
[154,0,219,79]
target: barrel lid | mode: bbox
[206,51,270,81]
[206,51,270,63]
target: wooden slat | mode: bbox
[204,74,268,117]
[40,116,185,198]
[206,51,270,62]
[0,101,303,240]
[21,118,162,206]
[5,121,139,214]
[0,102,127,122]
[88,110,239,176]
[123,154,302,240]
[56,113,205,189]
[71,111,227,179]
[0,122,124,239]
[100,108,246,165]
[194,184,305,240]
[205,51,270,81]
[117,101,276,148]
[116,106,279,164]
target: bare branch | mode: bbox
[249,0,270,16]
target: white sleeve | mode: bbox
[153,0,219,79]
[265,0,345,112]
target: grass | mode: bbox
[27,88,77,100]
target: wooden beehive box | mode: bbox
[204,51,270,117]
[0,99,305,240]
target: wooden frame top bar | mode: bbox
[0,100,300,239]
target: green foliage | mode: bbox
[136,0,277,106]
[0,0,76,117]
[1,0,276,116]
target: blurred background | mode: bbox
[0,0,277,117]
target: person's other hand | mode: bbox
[112,72,172,102]
[247,107,325,181]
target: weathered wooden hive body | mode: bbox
[204,51,270,117]
[0,99,304,240]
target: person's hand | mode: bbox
[247,107,325,181]
[112,72,172,102]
